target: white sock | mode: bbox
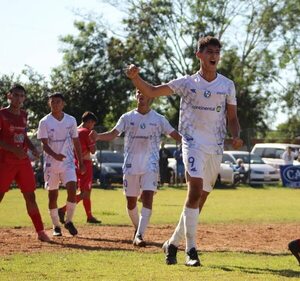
[183,207,199,251]
[136,207,152,237]
[65,201,76,223]
[49,208,60,228]
[169,211,185,247]
[127,206,139,229]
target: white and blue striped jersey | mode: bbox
[114,109,175,175]
[37,113,78,172]
[167,72,237,155]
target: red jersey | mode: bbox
[0,108,29,163]
[77,127,96,161]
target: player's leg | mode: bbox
[133,173,158,247]
[124,175,140,238]
[16,161,50,242]
[288,239,300,265]
[0,162,16,202]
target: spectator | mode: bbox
[173,144,185,186]
[159,142,171,185]
[281,146,296,165]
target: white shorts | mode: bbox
[123,173,158,197]
[183,148,222,193]
[44,167,77,191]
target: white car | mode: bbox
[251,143,300,169]
[165,144,237,186]
[223,151,280,185]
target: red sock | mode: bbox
[28,209,44,233]
[83,198,92,219]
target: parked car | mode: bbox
[223,151,280,186]
[164,144,237,187]
[91,150,124,188]
[251,143,300,169]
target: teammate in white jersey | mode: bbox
[37,92,85,237]
[90,89,181,247]
[126,36,243,266]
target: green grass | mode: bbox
[1,186,300,226]
[1,186,300,280]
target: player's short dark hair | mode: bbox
[197,36,222,52]
[48,92,65,101]
[9,84,26,95]
[82,111,98,123]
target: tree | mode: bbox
[102,0,299,138]
[50,21,132,129]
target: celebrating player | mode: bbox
[0,84,50,242]
[37,92,85,237]
[58,111,101,224]
[90,89,181,247]
[126,36,243,266]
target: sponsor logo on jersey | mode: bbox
[14,133,25,143]
[149,123,157,126]
[192,105,215,111]
[204,90,211,98]
[190,89,197,94]
[185,134,194,141]
[216,91,226,95]
[130,122,134,126]
[140,123,146,129]
[216,106,222,112]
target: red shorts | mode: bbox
[0,160,36,193]
[76,160,93,191]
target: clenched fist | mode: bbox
[126,64,140,79]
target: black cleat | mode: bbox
[133,234,146,247]
[185,247,201,267]
[53,226,62,237]
[64,221,78,236]
[288,239,300,265]
[87,217,102,224]
[162,240,178,265]
[58,208,65,224]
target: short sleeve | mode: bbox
[226,81,237,105]
[37,120,48,139]
[70,118,79,138]
[166,75,189,97]
[113,114,126,134]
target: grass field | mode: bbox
[1,186,300,280]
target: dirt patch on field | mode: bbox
[0,223,299,256]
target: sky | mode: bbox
[0,0,288,128]
[0,0,123,78]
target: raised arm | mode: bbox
[126,64,173,98]
[226,104,243,150]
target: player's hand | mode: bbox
[232,137,243,150]
[126,64,140,79]
[13,147,28,159]
[54,153,66,161]
[89,130,98,142]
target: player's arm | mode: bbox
[126,64,173,98]
[25,136,40,158]
[73,137,85,174]
[226,104,243,150]
[90,128,120,142]
[40,138,65,161]
[169,130,182,143]
[0,139,27,159]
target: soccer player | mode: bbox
[37,92,85,237]
[0,84,50,242]
[90,89,181,247]
[126,36,243,266]
[288,239,300,265]
[58,111,101,224]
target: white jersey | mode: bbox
[114,109,175,175]
[37,113,78,172]
[167,72,237,155]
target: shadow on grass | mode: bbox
[212,265,300,278]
